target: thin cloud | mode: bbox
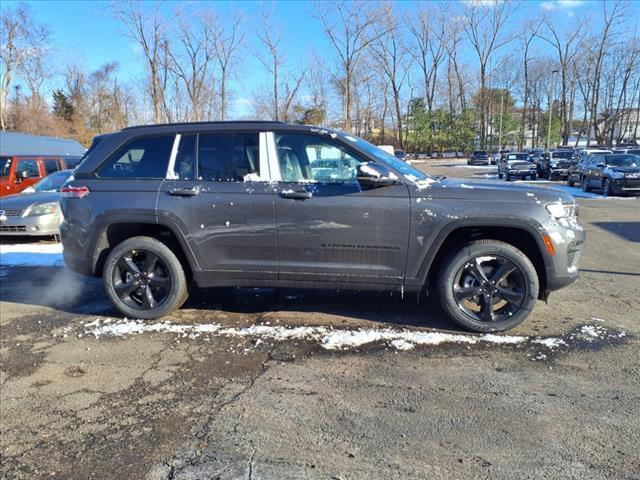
[541,0,585,12]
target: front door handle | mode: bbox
[280,190,313,200]
[169,187,200,197]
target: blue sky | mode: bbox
[4,0,636,117]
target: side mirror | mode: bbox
[357,162,399,188]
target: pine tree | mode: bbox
[52,89,74,121]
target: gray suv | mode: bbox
[60,122,585,332]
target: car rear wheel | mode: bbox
[437,240,539,332]
[103,236,188,319]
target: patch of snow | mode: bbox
[390,339,414,350]
[0,243,63,267]
[459,183,474,189]
[532,338,567,348]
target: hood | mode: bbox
[0,191,60,210]
[606,165,640,173]
[414,178,575,205]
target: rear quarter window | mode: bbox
[98,135,175,178]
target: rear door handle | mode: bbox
[280,190,312,200]
[169,187,200,197]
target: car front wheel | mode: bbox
[437,240,539,332]
[103,236,189,319]
[602,178,613,197]
[581,177,591,192]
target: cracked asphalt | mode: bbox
[1,160,639,480]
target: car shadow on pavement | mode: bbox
[187,286,458,331]
[591,221,640,242]
[1,266,459,332]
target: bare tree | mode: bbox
[314,0,385,131]
[165,10,215,121]
[0,4,50,130]
[254,6,303,121]
[538,15,584,145]
[407,3,445,114]
[587,1,629,145]
[517,19,541,148]
[463,0,515,148]
[112,0,167,124]
[212,12,244,120]
[371,6,409,148]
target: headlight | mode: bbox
[24,202,58,216]
[609,171,624,179]
[546,203,577,219]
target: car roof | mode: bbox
[120,120,308,134]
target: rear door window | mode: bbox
[99,135,175,178]
[43,159,61,175]
[17,159,40,177]
[197,132,259,182]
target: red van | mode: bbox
[0,132,85,197]
[0,156,82,196]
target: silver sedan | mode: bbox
[0,170,72,237]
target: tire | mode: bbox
[568,177,575,187]
[103,236,189,319]
[602,178,613,197]
[498,172,503,179]
[505,173,511,181]
[581,176,591,192]
[436,240,539,332]
[530,174,537,181]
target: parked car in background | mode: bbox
[468,150,490,165]
[527,149,544,164]
[537,149,575,180]
[0,132,84,197]
[567,156,591,187]
[581,153,640,196]
[394,150,407,162]
[612,147,640,155]
[0,169,72,236]
[60,121,584,332]
[498,152,537,180]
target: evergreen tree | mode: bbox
[52,89,74,121]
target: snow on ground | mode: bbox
[0,243,63,267]
[82,317,624,353]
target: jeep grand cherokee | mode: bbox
[60,122,585,332]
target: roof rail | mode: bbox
[122,120,286,131]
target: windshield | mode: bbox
[552,151,573,159]
[605,154,639,167]
[473,151,487,155]
[1,156,11,177]
[32,170,72,192]
[338,132,430,181]
[507,153,529,160]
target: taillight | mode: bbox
[61,186,90,199]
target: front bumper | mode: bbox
[549,168,569,178]
[0,212,61,236]
[543,216,586,293]
[508,169,537,177]
[610,177,640,193]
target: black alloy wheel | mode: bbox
[452,255,526,324]
[103,236,189,319]
[437,240,539,332]
[112,249,172,310]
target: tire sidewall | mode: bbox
[437,241,539,332]
[103,236,188,319]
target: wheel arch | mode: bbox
[413,220,551,300]
[89,216,198,279]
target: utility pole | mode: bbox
[547,69,559,151]
[498,90,505,150]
